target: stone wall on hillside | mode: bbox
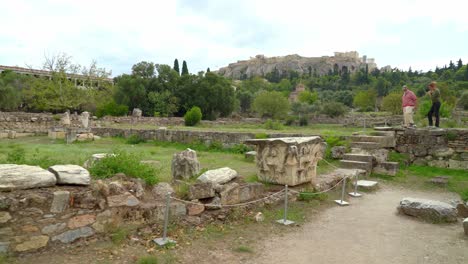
[394,128,468,169]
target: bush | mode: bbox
[96,101,129,118]
[381,92,403,115]
[89,150,159,185]
[252,91,290,119]
[324,136,346,159]
[264,119,284,130]
[126,134,146,145]
[353,90,377,111]
[321,102,347,117]
[458,91,468,110]
[184,106,202,126]
[284,116,298,126]
[416,99,453,120]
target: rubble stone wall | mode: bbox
[394,128,468,169]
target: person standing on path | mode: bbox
[427,81,441,127]
[401,85,417,128]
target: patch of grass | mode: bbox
[388,151,410,168]
[254,133,269,139]
[153,140,251,155]
[264,119,284,130]
[89,149,160,185]
[244,174,259,183]
[109,226,131,245]
[126,134,147,144]
[234,245,254,253]
[298,192,328,202]
[137,255,159,264]
[261,203,306,224]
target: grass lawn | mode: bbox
[100,123,373,137]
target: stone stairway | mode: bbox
[339,129,399,176]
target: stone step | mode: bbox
[373,162,399,176]
[370,131,395,137]
[349,135,395,148]
[313,168,366,191]
[340,160,373,172]
[350,142,382,150]
[353,180,379,190]
[343,153,374,163]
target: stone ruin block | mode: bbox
[245,137,326,186]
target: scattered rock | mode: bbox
[254,212,264,222]
[244,151,257,161]
[108,181,126,195]
[152,182,174,200]
[52,227,95,243]
[107,192,140,207]
[0,212,12,223]
[428,176,449,186]
[197,167,238,185]
[83,153,115,168]
[456,202,468,218]
[48,165,91,185]
[220,182,240,205]
[50,191,70,213]
[132,108,142,117]
[76,133,94,142]
[331,146,347,159]
[204,197,222,210]
[187,201,205,216]
[68,214,96,229]
[92,210,113,233]
[0,164,56,191]
[238,183,264,202]
[14,236,49,252]
[171,148,200,180]
[189,182,215,200]
[41,223,67,235]
[397,197,458,223]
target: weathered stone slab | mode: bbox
[14,235,49,252]
[171,148,200,180]
[397,197,458,223]
[0,164,56,191]
[353,180,379,190]
[245,137,326,186]
[41,223,67,235]
[189,182,215,200]
[0,212,12,223]
[68,214,96,229]
[49,165,90,185]
[238,183,264,202]
[152,182,174,200]
[220,182,240,205]
[50,191,70,213]
[107,192,140,207]
[197,167,238,185]
[52,227,95,243]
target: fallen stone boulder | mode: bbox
[189,182,215,200]
[171,148,200,180]
[0,164,56,191]
[197,167,238,185]
[397,197,458,223]
[48,165,91,185]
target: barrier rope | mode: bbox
[170,188,286,208]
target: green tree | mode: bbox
[353,89,377,112]
[131,61,155,78]
[457,59,463,70]
[375,77,391,97]
[321,102,347,117]
[381,92,403,114]
[181,60,189,75]
[237,90,253,113]
[252,91,290,119]
[206,67,211,73]
[148,90,179,117]
[114,74,147,111]
[0,79,21,110]
[298,90,318,105]
[173,59,180,75]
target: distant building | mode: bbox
[289,83,306,103]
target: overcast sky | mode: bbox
[1,0,468,76]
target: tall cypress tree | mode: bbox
[457,59,463,70]
[181,60,189,75]
[173,59,180,75]
[206,67,210,73]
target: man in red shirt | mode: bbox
[402,85,417,128]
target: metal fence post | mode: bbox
[153,192,176,246]
[348,172,362,197]
[277,185,294,225]
[334,177,350,206]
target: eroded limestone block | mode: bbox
[397,197,458,223]
[197,167,238,185]
[171,148,200,180]
[49,165,90,185]
[0,164,56,191]
[245,137,326,186]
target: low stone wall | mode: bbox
[92,127,307,146]
[394,128,468,169]
[309,113,403,127]
[0,112,83,133]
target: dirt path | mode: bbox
[244,186,467,264]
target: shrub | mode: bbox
[184,106,202,126]
[230,144,252,154]
[252,91,290,119]
[458,91,468,110]
[381,92,403,115]
[353,90,377,111]
[264,119,284,130]
[416,99,453,120]
[126,134,146,145]
[96,101,129,118]
[89,150,159,185]
[321,102,347,117]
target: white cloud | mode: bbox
[1,0,467,75]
